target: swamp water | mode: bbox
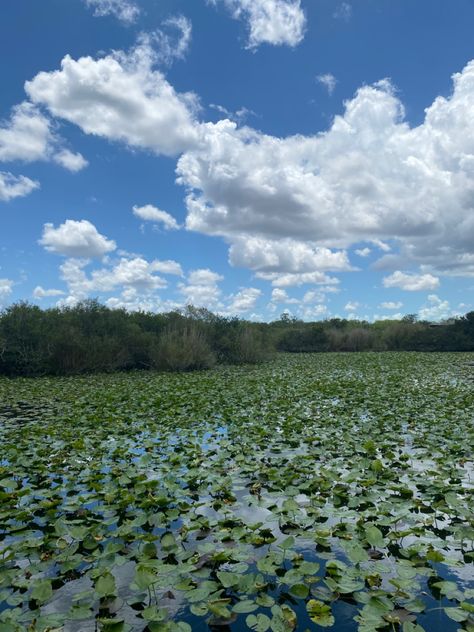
[0,352,473,631]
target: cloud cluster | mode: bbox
[0,102,88,170]
[211,0,306,49]
[418,294,456,322]
[0,101,87,201]
[58,256,180,306]
[22,40,474,285]
[177,61,474,278]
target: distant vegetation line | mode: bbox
[0,300,473,376]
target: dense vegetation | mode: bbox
[0,301,473,376]
[0,353,473,631]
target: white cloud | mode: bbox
[372,312,404,321]
[178,268,223,308]
[84,0,140,23]
[91,258,168,292]
[132,204,180,230]
[0,101,88,175]
[148,260,183,276]
[188,268,223,285]
[316,73,337,96]
[228,236,352,274]
[383,270,440,292]
[0,171,39,201]
[345,301,360,311]
[0,278,13,304]
[143,16,192,66]
[300,303,329,320]
[177,61,474,278]
[58,256,170,305]
[226,287,261,313]
[40,220,117,258]
[371,239,391,253]
[26,42,200,157]
[210,103,256,125]
[104,288,179,312]
[333,2,352,21]
[418,294,456,322]
[379,301,403,309]
[211,0,306,49]
[271,288,299,304]
[303,287,338,303]
[256,271,339,287]
[24,48,474,282]
[355,247,371,257]
[54,149,88,172]
[33,286,65,299]
[0,102,52,163]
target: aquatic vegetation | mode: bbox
[0,353,473,631]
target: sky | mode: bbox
[1,0,474,322]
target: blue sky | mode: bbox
[1,0,474,321]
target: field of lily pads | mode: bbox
[0,352,473,632]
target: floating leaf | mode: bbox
[306,600,334,627]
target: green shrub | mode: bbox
[151,325,216,371]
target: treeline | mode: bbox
[0,301,269,376]
[274,312,474,353]
[0,301,473,376]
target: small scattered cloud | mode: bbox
[140,15,192,66]
[226,287,261,313]
[256,271,340,287]
[40,219,116,258]
[210,103,256,124]
[148,260,183,276]
[270,288,299,304]
[379,301,403,309]
[344,301,360,311]
[333,2,352,21]
[0,278,13,304]
[84,0,140,24]
[33,286,65,299]
[58,256,170,307]
[0,101,87,181]
[178,268,223,309]
[0,171,39,201]
[210,0,306,49]
[355,247,371,258]
[132,204,180,230]
[383,271,440,292]
[418,294,456,322]
[54,149,88,172]
[316,73,337,96]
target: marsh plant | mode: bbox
[0,353,473,631]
